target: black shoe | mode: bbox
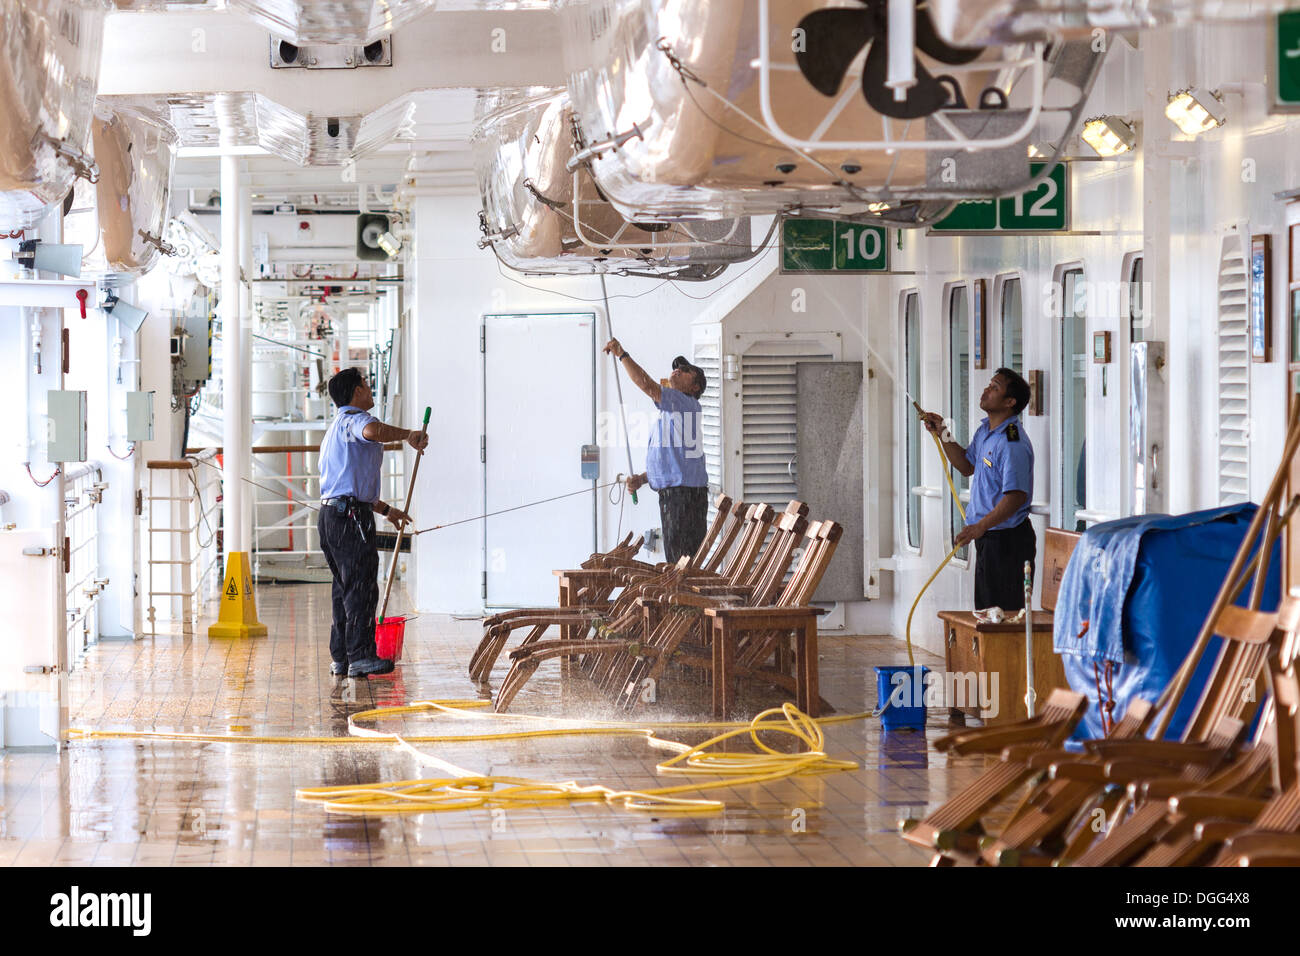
[348,656,395,678]
[330,661,348,676]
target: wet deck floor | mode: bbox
[1,582,993,866]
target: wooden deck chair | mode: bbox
[898,689,1090,864]
[1122,623,1300,867]
[557,494,744,599]
[986,600,1294,866]
[466,499,748,680]
[1057,600,1298,866]
[974,698,1156,866]
[593,510,820,708]
[611,518,842,715]
[493,507,815,713]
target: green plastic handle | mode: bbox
[631,490,638,505]
[423,406,431,426]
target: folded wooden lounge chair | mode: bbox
[897,689,1090,864]
[612,519,844,717]
[468,502,781,683]
[1116,621,1300,867]
[467,497,748,681]
[983,599,1294,866]
[493,507,822,713]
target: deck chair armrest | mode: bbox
[635,592,718,611]
[1100,758,1220,786]
[702,606,826,620]
[1047,760,1112,783]
[1137,776,1206,800]
[558,569,619,584]
[690,582,755,595]
[1167,794,1269,821]
[1084,739,1225,765]
[940,724,1057,757]
[934,712,1056,754]
[1191,819,1250,844]
[1019,746,1076,768]
[1219,832,1300,861]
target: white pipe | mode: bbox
[887,0,916,102]
[221,154,244,553]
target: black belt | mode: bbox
[322,496,372,510]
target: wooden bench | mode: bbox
[938,527,1080,727]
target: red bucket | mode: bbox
[375,616,406,660]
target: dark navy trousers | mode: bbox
[658,485,708,564]
[973,518,1037,612]
[318,503,379,665]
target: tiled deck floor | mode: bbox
[1,582,996,866]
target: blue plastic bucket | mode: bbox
[875,665,930,730]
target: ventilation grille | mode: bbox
[1217,235,1249,505]
[740,340,835,507]
[695,340,723,526]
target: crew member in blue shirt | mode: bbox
[602,339,709,563]
[921,368,1036,610]
[318,367,428,678]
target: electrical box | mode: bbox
[126,390,155,442]
[180,312,214,384]
[580,444,600,480]
[47,390,88,463]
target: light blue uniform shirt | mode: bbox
[646,387,708,490]
[964,414,1033,530]
[319,406,384,502]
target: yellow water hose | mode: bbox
[68,699,869,816]
[900,417,968,666]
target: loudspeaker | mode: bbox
[18,240,84,277]
[356,214,390,261]
[104,295,149,333]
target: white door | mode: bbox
[483,313,596,607]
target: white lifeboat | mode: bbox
[64,105,178,278]
[473,88,765,278]
[0,0,110,230]
[558,0,1104,223]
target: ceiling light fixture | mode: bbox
[1080,116,1137,157]
[377,231,402,258]
[1165,88,1226,136]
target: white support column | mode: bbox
[221,154,245,553]
[239,177,254,551]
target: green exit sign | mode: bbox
[781,219,889,273]
[1274,12,1300,110]
[931,163,1069,234]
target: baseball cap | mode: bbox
[672,355,707,396]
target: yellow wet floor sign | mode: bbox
[208,551,268,639]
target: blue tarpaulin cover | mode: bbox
[1053,504,1279,742]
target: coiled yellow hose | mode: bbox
[69,699,868,816]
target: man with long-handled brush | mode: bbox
[319,367,429,679]
[919,368,1035,611]
[602,339,709,563]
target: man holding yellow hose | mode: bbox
[920,368,1035,611]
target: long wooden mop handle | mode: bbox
[379,406,431,622]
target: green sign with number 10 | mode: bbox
[781,218,889,273]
